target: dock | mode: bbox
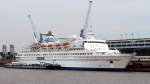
[107,38,150,71]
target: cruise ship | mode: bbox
[15,1,133,70]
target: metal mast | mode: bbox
[82,1,93,39]
[27,14,39,43]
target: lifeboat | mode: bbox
[40,44,47,48]
[62,43,70,48]
[54,43,62,48]
[47,44,54,48]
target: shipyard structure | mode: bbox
[0,44,16,65]
[107,38,150,56]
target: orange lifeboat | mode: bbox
[47,44,54,48]
[63,43,70,48]
[55,43,62,48]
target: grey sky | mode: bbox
[0,0,150,50]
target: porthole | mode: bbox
[110,60,113,64]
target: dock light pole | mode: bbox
[125,33,128,39]
[120,34,123,40]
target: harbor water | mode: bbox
[0,67,150,84]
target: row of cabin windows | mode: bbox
[23,53,93,56]
[84,41,105,43]
[35,56,100,60]
[46,56,97,59]
[134,57,150,60]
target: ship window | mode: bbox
[37,57,44,60]
[18,54,22,56]
[101,52,105,54]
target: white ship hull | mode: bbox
[16,50,132,70]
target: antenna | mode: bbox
[81,1,93,39]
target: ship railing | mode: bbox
[105,53,133,57]
[95,52,133,56]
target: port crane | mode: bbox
[27,14,40,43]
[27,14,59,46]
[80,1,93,39]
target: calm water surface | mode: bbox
[0,67,150,84]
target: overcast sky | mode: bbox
[0,0,150,50]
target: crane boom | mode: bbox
[80,1,92,39]
[27,14,39,43]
